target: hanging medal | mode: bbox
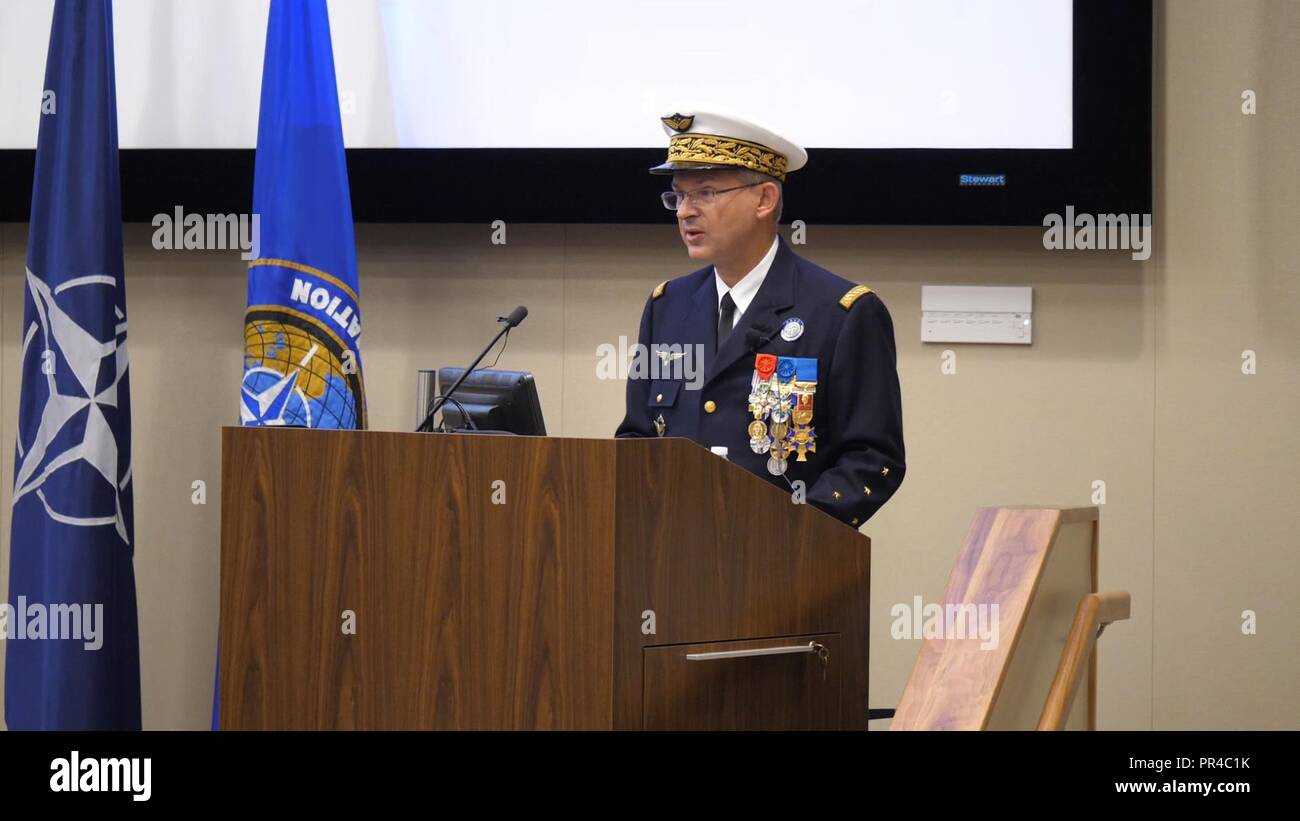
[749,354,777,454]
[789,357,818,461]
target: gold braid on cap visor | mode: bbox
[665,134,788,182]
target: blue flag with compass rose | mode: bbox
[240,0,366,430]
[6,0,141,730]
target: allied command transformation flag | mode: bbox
[5,0,142,730]
[217,0,367,730]
[240,0,367,429]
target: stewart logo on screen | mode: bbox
[958,173,1007,186]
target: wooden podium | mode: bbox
[219,428,871,730]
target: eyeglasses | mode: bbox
[661,182,762,211]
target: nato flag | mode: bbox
[5,0,141,730]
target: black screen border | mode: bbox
[0,0,1151,226]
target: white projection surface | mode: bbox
[0,0,1072,149]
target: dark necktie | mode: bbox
[716,292,736,352]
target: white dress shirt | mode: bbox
[714,236,779,331]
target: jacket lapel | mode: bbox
[704,236,798,388]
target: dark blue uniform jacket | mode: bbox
[616,236,905,527]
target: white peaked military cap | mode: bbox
[648,106,807,182]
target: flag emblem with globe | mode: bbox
[241,296,364,430]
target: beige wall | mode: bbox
[1,0,1296,729]
[1151,0,1299,729]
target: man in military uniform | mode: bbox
[616,108,905,528]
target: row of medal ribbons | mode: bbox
[747,354,818,476]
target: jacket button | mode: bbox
[656,393,663,402]
[704,400,717,413]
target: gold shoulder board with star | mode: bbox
[652,280,668,299]
[839,284,873,310]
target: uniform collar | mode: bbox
[713,235,779,318]
[701,235,800,388]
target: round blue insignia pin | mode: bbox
[781,317,804,342]
[776,359,797,380]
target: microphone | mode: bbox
[745,322,778,352]
[500,305,528,328]
[416,306,528,432]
